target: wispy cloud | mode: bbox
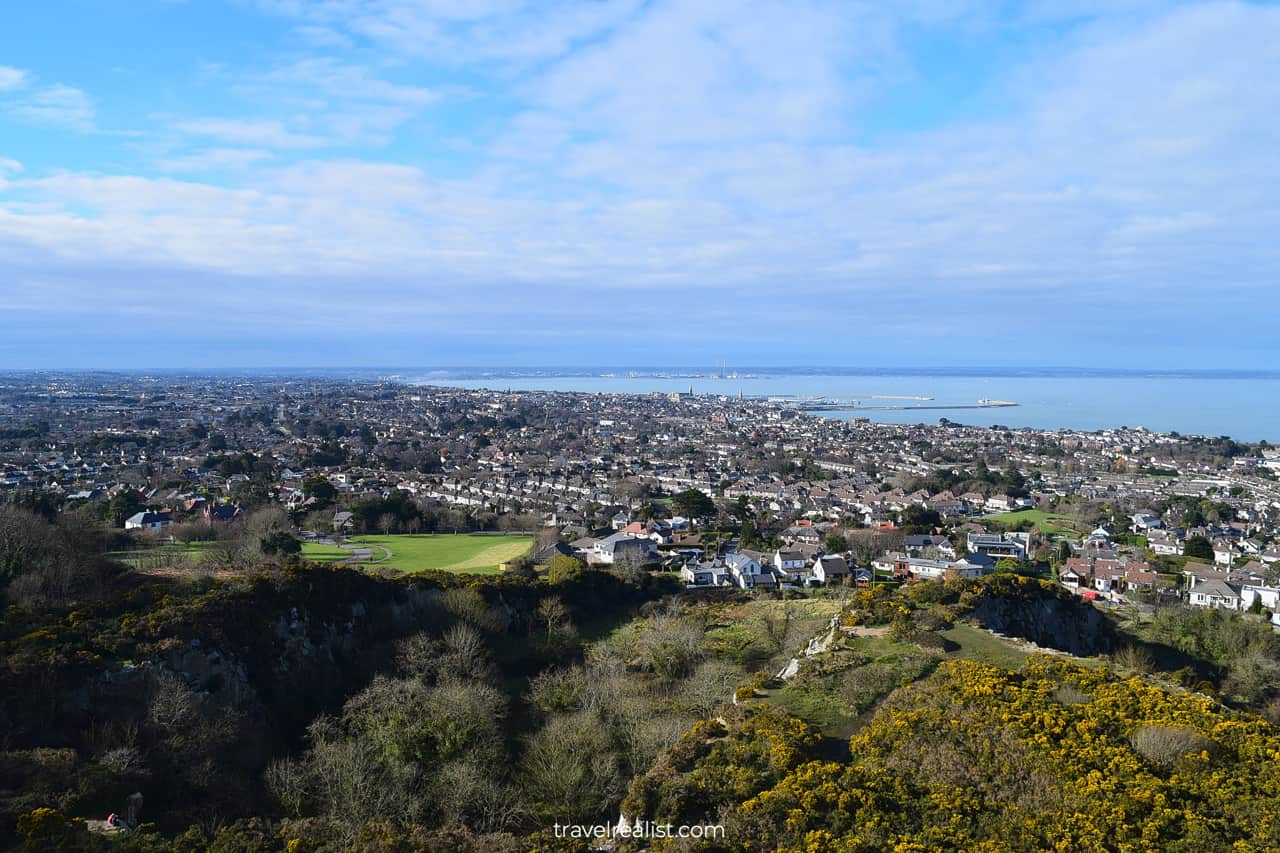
[257,58,439,107]
[175,117,327,149]
[0,66,28,91]
[1,1,1278,367]
[256,0,647,69]
[157,147,275,173]
[3,76,96,132]
[162,57,443,163]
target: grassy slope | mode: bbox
[763,621,1042,740]
[940,621,1032,670]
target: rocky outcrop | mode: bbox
[969,591,1117,657]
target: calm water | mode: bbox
[411,374,1280,443]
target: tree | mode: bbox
[229,480,272,510]
[546,554,584,583]
[672,488,716,521]
[683,659,739,717]
[537,596,577,657]
[106,491,144,528]
[0,505,60,594]
[302,476,337,505]
[260,530,301,557]
[520,711,623,823]
[824,532,850,553]
[1184,536,1214,560]
[613,549,650,584]
[741,521,768,551]
[637,614,705,680]
[899,504,942,532]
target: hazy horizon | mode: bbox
[7,365,1280,379]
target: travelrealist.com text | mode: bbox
[553,821,726,840]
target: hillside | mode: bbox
[7,569,1280,851]
[626,658,1280,851]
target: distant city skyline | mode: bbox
[2,1,1278,368]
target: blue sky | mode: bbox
[1,0,1277,369]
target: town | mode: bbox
[4,371,1279,618]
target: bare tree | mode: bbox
[537,596,577,656]
[435,757,527,832]
[613,549,650,584]
[520,711,624,823]
[637,614,706,680]
[683,659,740,717]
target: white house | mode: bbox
[773,549,806,573]
[812,555,851,585]
[1059,565,1085,592]
[985,494,1032,512]
[1239,585,1280,624]
[1130,512,1163,532]
[591,533,658,565]
[903,534,957,559]
[726,553,777,589]
[124,511,171,531]
[680,561,722,587]
[967,531,1029,561]
[1147,529,1183,556]
[1187,579,1242,610]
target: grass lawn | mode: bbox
[299,542,354,562]
[939,621,1032,670]
[107,541,221,568]
[983,508,1081,537]
[335,534,533,575]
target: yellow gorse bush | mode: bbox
[737,657,1280,851]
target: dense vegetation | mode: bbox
[8,517,1280,851]
[668,658,1280,851]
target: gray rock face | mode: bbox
[969,594,1116,656]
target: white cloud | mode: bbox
[175,118,327,148]
[256,0,647,68]
[0,1,1277,353]
[168,58,442,157]
[158,148,275,172]
[260,58,438,107]
[0,66,28,90]
[0,158,21,191]
[8,84,95,131]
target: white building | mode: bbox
[124,511,171,531]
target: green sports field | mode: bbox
[297,542,352,562]
[302,534,533,575]
[982,509,1080,536]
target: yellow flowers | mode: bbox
[732,656,1280,851]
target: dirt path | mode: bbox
[843,625,890,639]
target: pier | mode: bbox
[792,400,1019,412]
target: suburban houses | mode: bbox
[2,372,1280,623]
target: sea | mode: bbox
[403,369,1280,444]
